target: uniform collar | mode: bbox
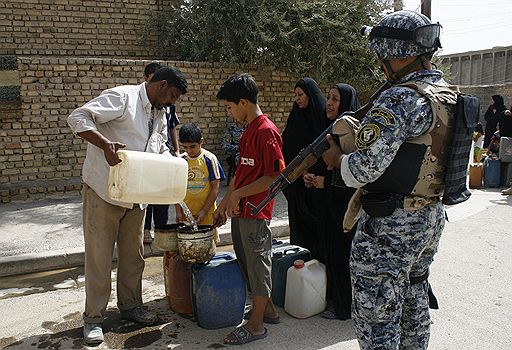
[397,69,443,84]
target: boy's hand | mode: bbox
[227,190,242,217]
[195,210,207,224]
[213,207,227,227]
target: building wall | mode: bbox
[0,0,174,59]
[440,46,512,86]
[0,57,296,202]
[459,82,512,125]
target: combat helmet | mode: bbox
[366,10,442,60]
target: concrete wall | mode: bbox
[0,57,296,203]
[0,0,175,59]
[459,82,512,125]
[441,46,512,86]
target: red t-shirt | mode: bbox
[234,114,285,220]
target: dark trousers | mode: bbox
[144,204,169,230]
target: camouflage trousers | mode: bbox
[350,201,445,350]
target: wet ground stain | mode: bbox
[0,337,20,348]
[123,329,162,348]
[0,267,85,300]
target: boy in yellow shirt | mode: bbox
[176,123,225,240]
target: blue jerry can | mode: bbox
[192,252,246,329]
[483,157,501,188]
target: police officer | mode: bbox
[323,10,450,350]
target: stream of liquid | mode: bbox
[178,201,199,232]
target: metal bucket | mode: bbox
[154,223,187,252]
[177,225,216,264]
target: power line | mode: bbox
[444,22,511,34]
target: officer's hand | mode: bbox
[103,141,126,166]
[322,134,343,170]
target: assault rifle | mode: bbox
[247,81,390,216]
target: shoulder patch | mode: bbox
[355,123,381,150]
[368,107,397,129]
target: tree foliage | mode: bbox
[142,0,393,96]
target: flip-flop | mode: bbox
[224,325,268,345]
[243,310,281,324]
[321,309,338,319]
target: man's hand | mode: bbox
[175,204,183,223]
[322,134,344,170]
[103,141,126,166]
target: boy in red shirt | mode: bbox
[214,74,285,345]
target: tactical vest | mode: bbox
[363,81,460,210]
[404,81,460,209]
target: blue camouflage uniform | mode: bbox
[340,69,448,350]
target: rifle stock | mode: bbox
[248,81,390,216]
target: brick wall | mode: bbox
[0,57,296,202]
[0,0,175,59]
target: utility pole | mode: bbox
[421,0,432,19]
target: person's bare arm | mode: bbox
[226,174,278,217]
[77,130,126,166]
[171,128,179,156]
[196,179,220,223]
[213,176,236,227]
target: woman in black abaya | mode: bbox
[484,94,506,148]
[305,83,360,320]
[281,78,327,261]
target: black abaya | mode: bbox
[282,78,327,261]
[484,95,506,147]
[320,83,360,320]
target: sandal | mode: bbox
[321,309,338,319]
[224,325,268,345]
[243,310,281,324]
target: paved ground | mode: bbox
[0,188,510,349]
[0,186,289,276]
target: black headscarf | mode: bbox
[492,94,506,110]
[336,83,360,115]
[282,77,326,164]
[484,94,507,147]
[325,83,360,127]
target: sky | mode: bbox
[403,0,512,55]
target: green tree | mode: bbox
[142,0,393,97]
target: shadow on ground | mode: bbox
[1,297,357,350]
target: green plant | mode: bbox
[141,0,393,97]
